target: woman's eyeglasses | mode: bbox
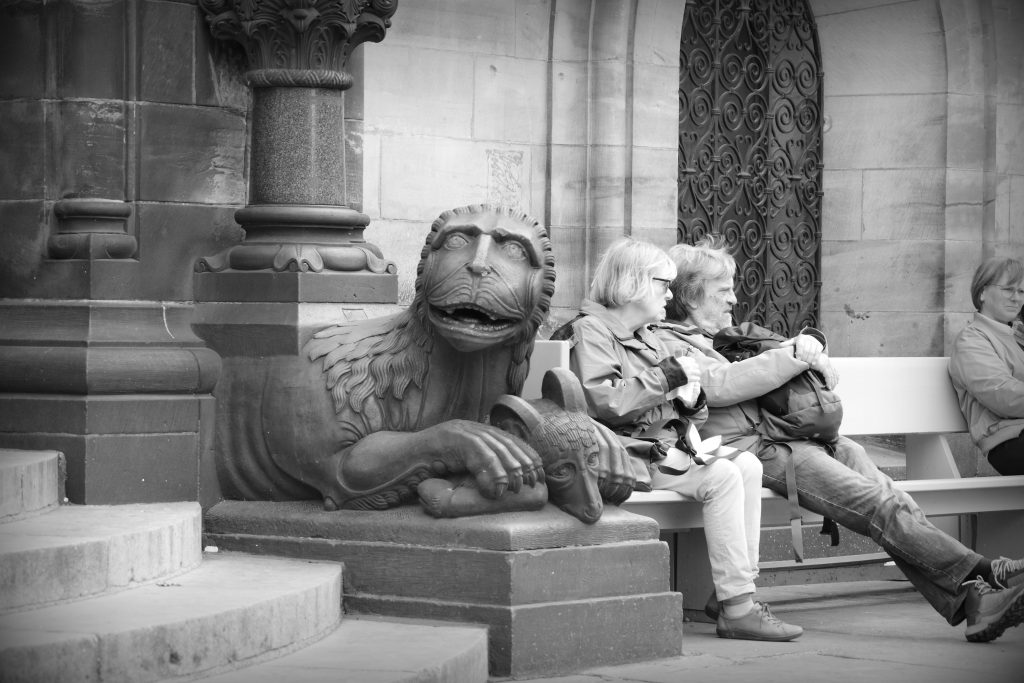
[652,277,672,293]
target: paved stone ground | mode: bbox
[510,581,1024,683]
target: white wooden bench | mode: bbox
[524,341,1024,613]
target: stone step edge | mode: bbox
[0,501,203,614]
[0,450,63,522]
[197,616,489,683]
[0,552,343,683]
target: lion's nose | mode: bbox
[467,236,494,275]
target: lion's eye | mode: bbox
[501,241,527,260]
[443,233,470,250]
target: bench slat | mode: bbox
[622,475,1024,529]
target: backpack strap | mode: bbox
[550,312,588,342]
[784,452,805,563]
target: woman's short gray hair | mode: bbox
[588,238,675,308]
[665,236,736,320]
[971,257,1024,311]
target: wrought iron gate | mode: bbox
[678,0,823,335]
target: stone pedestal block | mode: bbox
[203,502,684,678]
[0,395,215,505]
[0,301,220,505]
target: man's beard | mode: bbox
[692,308,732,335]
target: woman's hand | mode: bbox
[666,353,702,407]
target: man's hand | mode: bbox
[780,334,824,365]
[810,353,839,389]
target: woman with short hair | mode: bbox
[553,237,802,642]
[949,257,1024,475]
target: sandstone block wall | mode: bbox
[360,0,1024,355]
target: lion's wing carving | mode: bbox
[304,311,434,440]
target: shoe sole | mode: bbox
[965,589,1024,642]
[716,628,802,642]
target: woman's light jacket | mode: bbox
[949,312,1024,454]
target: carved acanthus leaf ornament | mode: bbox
[199,0,398,88]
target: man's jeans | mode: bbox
[758,435,982,625]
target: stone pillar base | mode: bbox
[0,300,220,505]
[0,394,216,505]
[203,502,684,678]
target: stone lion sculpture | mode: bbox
[216,204,634,514]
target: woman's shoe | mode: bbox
[715,601,803,642]
[704,591,720,620]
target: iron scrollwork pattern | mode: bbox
[678,0,823,335]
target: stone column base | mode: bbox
[0,394,216,505]
[203,502,684,678]
[0,300,220,505]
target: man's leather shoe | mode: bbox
[963,577,1024,642]
[716,602,803,642]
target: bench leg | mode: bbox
[973,510,1024,560]
[905,434,962,541]
[670,529,716,622]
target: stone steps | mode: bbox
[0,448,490,683]
[0,502,203,612]
[0,449,62,521]
[0,552,342,683]
[200,616,488,683]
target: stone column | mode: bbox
[193,0,399,311]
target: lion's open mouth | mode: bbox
[431,303,517,333]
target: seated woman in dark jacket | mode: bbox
[949,257,1024,475]
[555,237,802,642]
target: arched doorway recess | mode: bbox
[678,0,824,334]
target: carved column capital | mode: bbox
[200,0,398,89]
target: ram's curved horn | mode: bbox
[489,394,544,440]
[541,367,587,413]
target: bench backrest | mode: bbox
[830,356,966,436]
[525,341,967,436]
